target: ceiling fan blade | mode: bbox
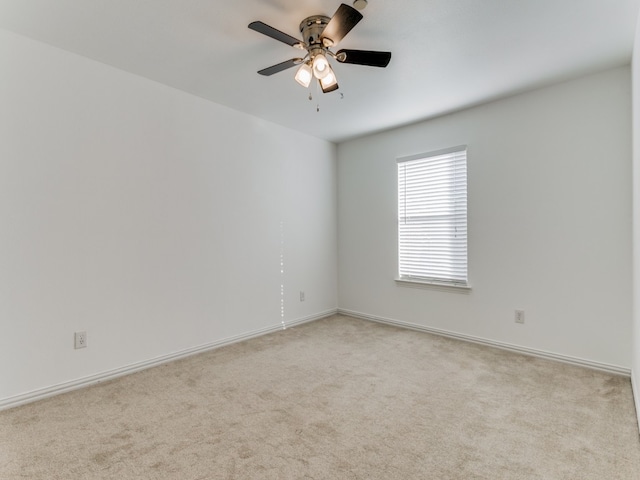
[336,49,392,67]
[248,21,301,47]
[258,58,304,76]
[321,3,363,45]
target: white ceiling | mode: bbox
[0,0,638,143]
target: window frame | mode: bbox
[396,145,470,291]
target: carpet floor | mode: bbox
[1,314,639,479]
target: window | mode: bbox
[397,146,468,287]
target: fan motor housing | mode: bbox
[299,15,330,46]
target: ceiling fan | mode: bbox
[248,2,391,93]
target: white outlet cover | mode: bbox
[74,331,87,349]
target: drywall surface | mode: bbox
[631,12,640,430]
[0,28,337,403]
[338,66,632,369]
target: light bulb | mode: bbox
[294,63,312,88]
[312,54,331,79]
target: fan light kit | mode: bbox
[248,3,391,94]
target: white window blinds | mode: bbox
[397,146,468,285]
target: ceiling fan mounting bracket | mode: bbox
[299,15,331,46]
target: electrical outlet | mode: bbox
[74,331,87,349]
[515,310,525,324]
[300,291,305,302]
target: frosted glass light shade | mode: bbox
[312,54,331,79]
[320,67,338,93]
[294,63,313,88]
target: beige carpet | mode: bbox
[1,314,639,479]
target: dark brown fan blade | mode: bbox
[336,49,392,67]
[258,58,304,76]
[248,21,301,47]
[321,3,363,45]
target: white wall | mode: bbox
[0,28,337,406]
[631,11,640,431]
[338,67,632,370]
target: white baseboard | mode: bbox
[285,309,337,329]
[338,308,631,377]
[0,309,337,411]
[632,369,640,437]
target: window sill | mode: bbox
[395,278,472,294]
